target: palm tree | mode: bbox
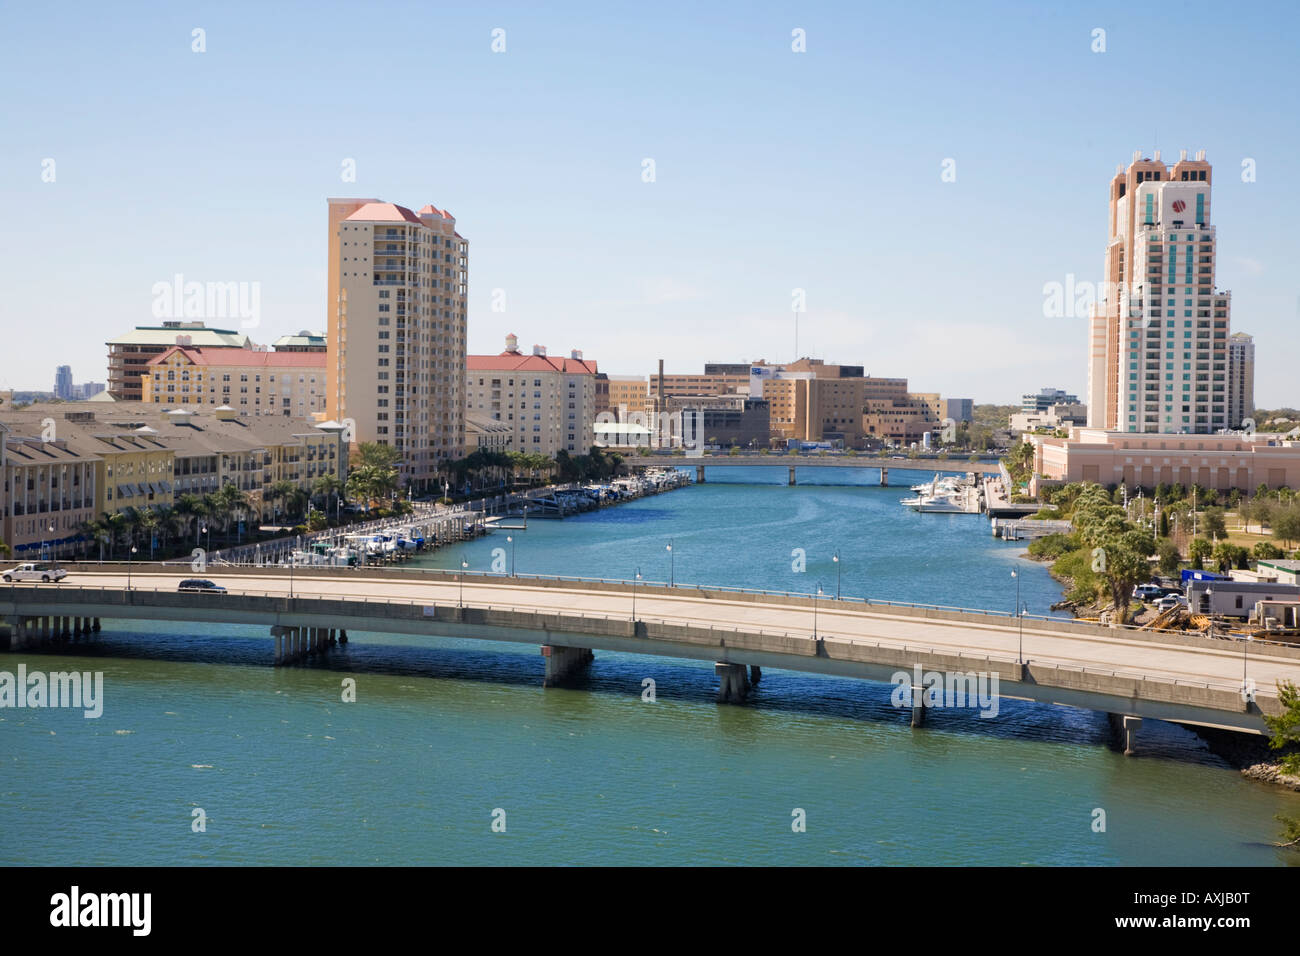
[212,483,250,543]
[285,487,310,521]
[312,475,343,521]
[136,508,161,559]
[267,480,296,523]
[174,493,208,545]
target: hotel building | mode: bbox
[1086,149,1231,434]
[106,322,254,402]
[327,198,468,492]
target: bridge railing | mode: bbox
[38,562,1300,652]
[1,583,1275,700]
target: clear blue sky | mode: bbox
[2,0,1297,406]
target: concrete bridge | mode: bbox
[621,455,1001,486]
[4,567,1296,751]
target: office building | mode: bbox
[54,366,74,400]
[1022,388,1080,416]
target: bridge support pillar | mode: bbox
[60,616,71,639]
[271,626,285,665]
[41,617,50,642]
[749,665,762,685]
[696,465,705,484]
[541,644,593,687]
[1109,714,1141,755]
[715,662,750,703]
[881,466,888,486]
[339,629,348,644]
[788,466,796,486]
[4,616,18,651]
[92,618,101,632]
[910,685,927,727]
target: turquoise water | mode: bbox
[3,470,1299,866]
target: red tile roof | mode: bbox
[467,351,598,375]
[147,346,325,368]
[343,202,422,224]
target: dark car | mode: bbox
[178,579,226,593]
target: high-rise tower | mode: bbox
[1086,150,1231,434]
[326,198,468,492]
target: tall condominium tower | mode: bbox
[326,198,468,492]
[1227,332,1255,429]
[1086,150,1231,434]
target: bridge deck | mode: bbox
[5,569,1296,734]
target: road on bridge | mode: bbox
[53,570,1300,700]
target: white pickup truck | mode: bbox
[2,563,68,583]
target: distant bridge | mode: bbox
[4,567,1296,749]
[622,455,1002,486]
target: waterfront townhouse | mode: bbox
[0,422,99,560]
[1,403,349,551]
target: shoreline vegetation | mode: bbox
[1001,453,1300,808]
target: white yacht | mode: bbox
[901,474,977,513]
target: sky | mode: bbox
[2,0,1298,406]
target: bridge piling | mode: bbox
[1108,713,1142,755]
[788,465,796,486]
[881,466,888,486]
[715,662,750,703]
[910,685,927,727]
[696,465,706,484]
[541,644,594,687]
[749,665,761,685]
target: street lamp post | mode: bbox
[813,584,824,639]
[1243,633,1252,698]
[507,535,515,577]
[833,551,840,600]
[666,540,674,587]
[459,558,468,608]
[632,567,641,622]
[1019,602,1027,665]
[127,545,138,590]
[1011,569,1022,661]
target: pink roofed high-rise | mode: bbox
[326,198,468,492]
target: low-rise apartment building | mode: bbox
[141,346,326,418]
